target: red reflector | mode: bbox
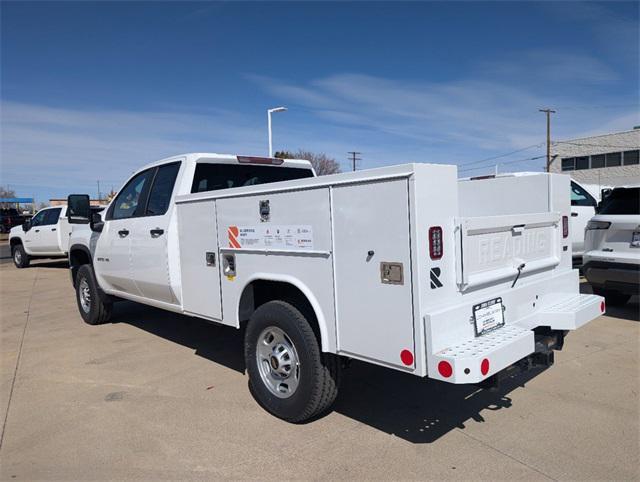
[400,349,414,366]
[429,226,443,260]
[237,155,284,165]
[562,215,569,238]
[600,301,605,313]
[481,358,490,376]
[438,360,452,378]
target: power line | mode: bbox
[459,154,546,174]
[456,142,544,169]
[553,141,639,149]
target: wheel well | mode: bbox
[239,280,321,342]
[9,237,22,248]
[69,247,92,286]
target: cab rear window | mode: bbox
[598,188,640,215]
[191,164,313,193]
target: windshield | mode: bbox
[598,187,640,215]
[191,164,314,193]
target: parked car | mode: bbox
[569,180,600,267]
[583,186,640,305]
[0,207,28,234]
[10,205,103,268]
[65,153,602,423]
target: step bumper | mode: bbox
[427,294,604,384]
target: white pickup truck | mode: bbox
[67,153,604,422]
[10,205,103,268]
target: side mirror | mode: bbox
[22,220,31,232]
[90,211,104,233]
[67,194,91,224]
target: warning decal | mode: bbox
[228,225,313,250]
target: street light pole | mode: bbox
[267,106,287,157]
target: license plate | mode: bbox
[473,297,505,336]
[632,232,640,248]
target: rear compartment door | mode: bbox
[456,212,561,291]
[332,179,415,369]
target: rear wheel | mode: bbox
[593,287,631,306]
[244,300,340,423]
[75,264,112,325]
[12,244,30,268]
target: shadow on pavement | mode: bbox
[580,281,639,322]
[110,300,547,443]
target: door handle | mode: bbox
[118,229,130,237]
[571,212,578,217]
[35,229,40,233]
[150,228,164,238]
[51,228,57,231]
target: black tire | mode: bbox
[244,300,340,423]
[12,244,30,268]
[75,264,112,325]
[593,287,631,306]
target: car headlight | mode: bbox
[586,221,611,230]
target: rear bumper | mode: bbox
[583,261,640,293]
[427,293,603,384]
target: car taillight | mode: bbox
[562,215,569,238]
[586,220,611,230]
[429,226,443,260]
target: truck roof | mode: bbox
[138,153,314,172]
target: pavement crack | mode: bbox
[0,268,40,451]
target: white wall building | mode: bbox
[550,128,640,188]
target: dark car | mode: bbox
[0,208,28,233]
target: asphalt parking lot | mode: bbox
[0,257,638,480]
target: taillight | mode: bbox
[237,155,284,165]
[562,215,569,238]
[429,226,443,260]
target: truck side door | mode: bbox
[38,208,63,253]
[570,181,597,259]
[129,161,182,304]
[23,209,47,253]
[94,168,155,295]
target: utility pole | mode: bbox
[539,108,556,172]
[97,180,101,201]
[348,151,362,172]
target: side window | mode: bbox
[570,182,596,207]
[42,208,62,226]
[109,169,153,220]
[146,162,181,216]
[29,210,47,226]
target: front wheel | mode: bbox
[12,244,30,268]
[593,287,631,306]
[75,264,112,325]
[244,300,340,423]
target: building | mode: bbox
[49,198,106,207]
[550,128,640,188]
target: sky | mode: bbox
[1,1,638,203]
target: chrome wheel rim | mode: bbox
[79,278,91,313]
[14,249,22,264]
[256,326,300,398]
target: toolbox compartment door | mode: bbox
[332,179,415,369]
[456,212,561,291]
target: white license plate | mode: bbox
[631,232,640,247]
[473,297,505,336]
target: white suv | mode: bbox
[583,186,640,306]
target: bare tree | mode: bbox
[275,150,341,176]
[0,186,16,208]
